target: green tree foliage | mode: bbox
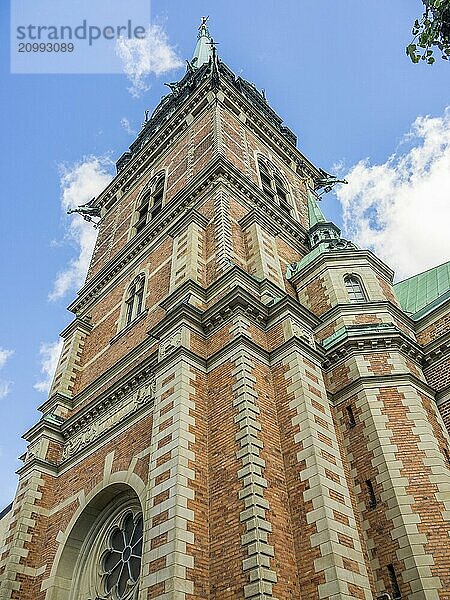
[406,0,450,63]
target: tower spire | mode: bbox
[191,16,214,68]
[306,189,341,249]
[307,189,327,228]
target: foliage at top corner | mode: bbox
[406,0,450,64]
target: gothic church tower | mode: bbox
[1,20,449,600]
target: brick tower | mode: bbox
[1,20,450,600]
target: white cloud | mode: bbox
[121,117,136,136]
[336,107,450,281]
[34,339,64,394]
[0,382,11,399]
[116,24,183,97]
[0,348,13,369]
[49,156,113,301]
[0,348,13,399]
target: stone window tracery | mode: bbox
[100,512,143,600]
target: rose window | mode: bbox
[101,512,143,599]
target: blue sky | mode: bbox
[0,0,449,507]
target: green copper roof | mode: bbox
[192,17,213,68]
[393,260,450,318]
[308,190,327,228]
[288,243,328,276]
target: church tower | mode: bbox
[1,20,449,600]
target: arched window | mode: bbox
[257,157,292,215]
[124,275,145,327]
[133,172,165,235]
[344,275,366,303]
[48,485,143,600]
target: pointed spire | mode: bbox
[307,189,327,228]
[191,17,214,69]
[306,189,341,249]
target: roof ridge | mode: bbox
[394,258,450,287]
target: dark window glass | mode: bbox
[125,297,134,326]
[387,564,401,599]
[258,158,291,214]
[134,193,150,234]
[134,174,165,234]
[366,479,377,508]
[124,276,145,327]
[344,275,366,303]
[346,405,356,428]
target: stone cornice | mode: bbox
[413,296,450,331]
[329,373,436,404]
[422,330,450,366]
[322,324,424,369]
[206,334,271,370]
[166,209,210,238]
[269,335,325,365]
[59,339,158,421]
[61,366,155,440]
[156,266,319,338]
[38,391,73,415]
[59,316,93,339]
[216,161,309,247]
[23,415,65,444]
[318,301,416,335]
[238,208,309,255]
[289,248,395,287]
[16,457,59,478]
[435,385,450,406]
[266,295,321,330]
[202,286,268,334]
[158,264,285,316]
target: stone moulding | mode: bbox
[62,372,155,439]
[61,378,155,461]
[321,324,424,369]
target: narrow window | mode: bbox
[344,275,366,303]
[125,294,134,326]
[150,175,164,219]
[133,173,165,235]
[257,157,292,214]
[259,159,275,199]
[123,275,145,328]
[346,405,356,428]
[274,174,290,214]
[134,191,150,234]
[387,564,401,599]
[443,447,450,466]
[366,479,377,508]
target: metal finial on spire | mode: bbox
[191,17,214,68]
